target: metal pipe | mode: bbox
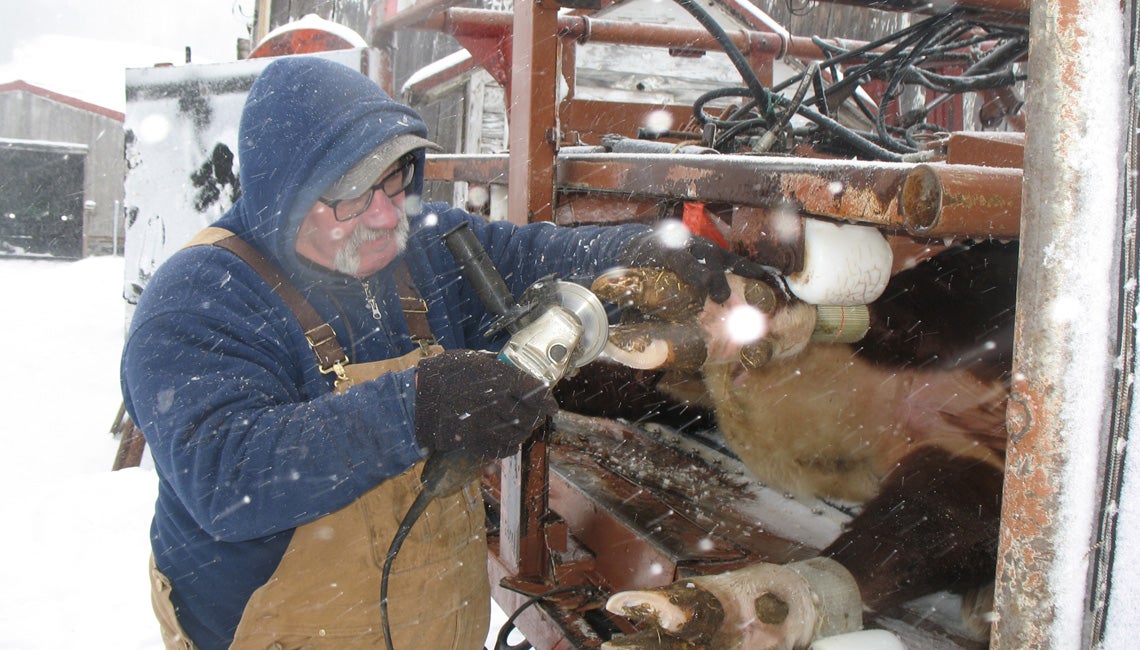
[901,163,1022,237]
[409,8,853,62]
[993,0,1129,644]
[388,7,1016,63]
[506,0,559,227]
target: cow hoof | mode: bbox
[602,558,863,650]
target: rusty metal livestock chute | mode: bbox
[361,0,1138,647]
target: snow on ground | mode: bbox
[0,256,158,649]
[0,256,507,649]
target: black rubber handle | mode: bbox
[443,222,520,325]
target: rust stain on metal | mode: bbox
[996,374,1062,647]
[781,170,902,226]
[660,164,718,201]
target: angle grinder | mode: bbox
[442,221,609,383]
[381,221,609,650]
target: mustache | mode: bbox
[334,214,410,275]
[351,224,397,245]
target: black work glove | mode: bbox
[415,350,558,460]
[615,231,776,304]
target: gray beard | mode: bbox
[334,212,410,276]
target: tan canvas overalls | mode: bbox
[149,228,490,650]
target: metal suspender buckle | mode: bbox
[400,296,428,314]
[306,323,350,382]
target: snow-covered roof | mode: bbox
[0,80,124,122]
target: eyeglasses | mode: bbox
[319,155,416,222]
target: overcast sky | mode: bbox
[0,0,254,111]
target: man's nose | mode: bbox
[359,191,399,227]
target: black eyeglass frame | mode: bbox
[318,154,417,222]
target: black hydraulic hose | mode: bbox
[903,66,1024,93]
[753,9,1023,157]
[961,36,1029,75]
[381,450,483,650]
[679,0,934,162]
[694,87,762,127]
[712,117,766,149]
[693,85,905,160]
[812,12,957,96]
[904,122,950,148]
[922,36,1028,115]
[671,0,777,122]
[799,105,905,161]
[809,63,829,117]
[826,13,961,138]
[717,62,819,152]
[779,62,818,127]
[874,17,957,153]
[693,85,905,161]
[680,4,909,159]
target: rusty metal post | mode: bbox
[497,0,561,582]
[993,0,1130,645]
[507,0,560,224]
[498,436,552,579]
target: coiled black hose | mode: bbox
[673,2,1028,160]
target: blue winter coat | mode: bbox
[120,55,644,649]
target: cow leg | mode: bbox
[821,445,1003,615]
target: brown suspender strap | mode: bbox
[394,263,435,348]
[210,234,352,383]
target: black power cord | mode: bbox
[381,450,483,650]
[493,585,598,650]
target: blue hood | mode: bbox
[219,55,431,282]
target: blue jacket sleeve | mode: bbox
[122,255,424,542]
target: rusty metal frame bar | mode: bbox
[993,0,1132,645]
[383,6,1023,66]
[414,8,782,57]
[426,152,1023,239]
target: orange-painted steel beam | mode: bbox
[496,0,562,595]
[381,7,1003,72]
[408,8,793,69]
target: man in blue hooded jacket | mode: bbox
[121,55,763,650]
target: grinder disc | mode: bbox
[553,281,610,368]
